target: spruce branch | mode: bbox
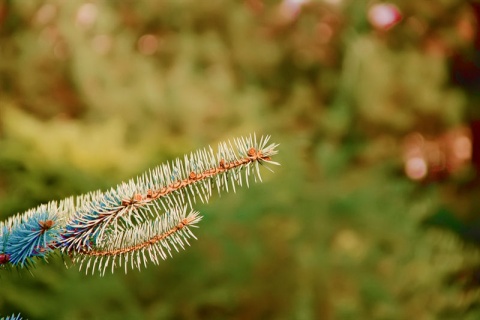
[75,207,201,275]
[0,313,22,320]
[0,134,279,275]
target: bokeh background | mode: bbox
[2,0,480,319]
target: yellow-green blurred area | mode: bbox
[2,0,480,319]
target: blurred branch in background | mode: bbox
[1,0,480,319]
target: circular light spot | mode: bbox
[76,3,97,29]
[138,34,159,55]
[368,3,402,30]
[34,4,57,26]
[91,34,112,55]
[316,22,333,44]
[453,136,472,160]
[405,157,428,180]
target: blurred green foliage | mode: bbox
[1,0,480,319]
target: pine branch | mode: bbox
[0,134,279,275]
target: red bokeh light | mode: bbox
[368,3,402,31]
